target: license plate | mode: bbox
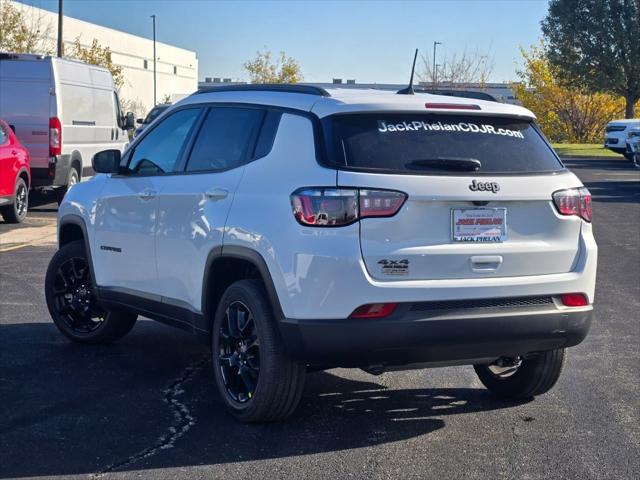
[452,208,507,243]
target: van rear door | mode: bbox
[0,57,53,173]
[325,113,586,281]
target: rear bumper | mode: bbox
[31,155,71,188]
[280,305,593,368]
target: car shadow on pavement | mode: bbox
[561,157,634,171]
[0,320,530,478]
[582,180,640,203]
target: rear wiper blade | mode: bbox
[408,157,482,171]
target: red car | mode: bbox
[0,119,30,223]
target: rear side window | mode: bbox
[185,107,264,172]
[0,124,7,145]
[323,114,563,174]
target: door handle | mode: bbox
[470,255,503,272]
[205,188,229,201]
[138,188,157,200]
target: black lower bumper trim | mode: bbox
[280,308,592,368]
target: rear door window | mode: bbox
[185,106,264,172]
[323,113,563,175]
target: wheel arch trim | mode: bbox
[202,245,285,331]
[58,214,97,288]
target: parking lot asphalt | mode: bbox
[1,158,638,480]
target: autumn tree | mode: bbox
[513,43,626,143]
[69,36,123,89]
[542,0,640,118]
[419,48,494,87]
[0,0,53,54]
[243,49,302,84]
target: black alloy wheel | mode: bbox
[50,255,106,334]
[45,240,138,344]
[218,301,260,403]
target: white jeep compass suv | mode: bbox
[45,85,597,423]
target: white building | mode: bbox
[9,1,198,114]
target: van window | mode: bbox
[94,89,115,127]
[323,113,563,175]
[129,108,201,175]
[185,107,264,172]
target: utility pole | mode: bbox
[57,0,64,57]
[151,14,157,106]
[433,41,442,86]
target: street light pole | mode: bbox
[435,64,440,87]
[433,41,442,86]
[151,14,157,106]
[57,0,64,57]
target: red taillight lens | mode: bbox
[350,303,397,319]
[291,188,359,226]
[552,187,592,222]
[49,117,62,156]
[359,189,407,217]
[560,293,589,307]
[291,188,406,226]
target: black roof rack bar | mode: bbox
[196,84,331,97]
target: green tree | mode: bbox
[69,36,123,90]
[0,0,52,54]
[542,0,640,118]
[513,43,626,143]
[243,48,302,84]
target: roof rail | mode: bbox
[196,84,331,97]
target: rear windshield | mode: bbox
[323,113,563,175]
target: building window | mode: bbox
[144,59,148,69]
[173,66,177,75]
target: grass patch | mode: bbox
[551,143,622,158]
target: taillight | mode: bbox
[350,303,397,319]
[552,187,592,222]
[560,293,588,307]
[49,117,62,156]
[291,188,407,226]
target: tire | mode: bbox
[474,349,565,399]
[45,240,137,344]
[623,152,634,161]
[56,166,80,205]
[211,279,306,423]
[633,152,640,169]
[0,177,28,223]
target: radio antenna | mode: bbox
[397,48,419,95]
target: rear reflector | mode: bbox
[350,303,397,319]
[560,293,588,307]
[424,103,481,110]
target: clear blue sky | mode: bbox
[18,0,550,83]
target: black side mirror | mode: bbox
[136,118,144,125]
[124,112,136,130]
[92,149,122,174]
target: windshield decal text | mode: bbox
[377,120,525,139]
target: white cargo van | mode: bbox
[0,53,134,201]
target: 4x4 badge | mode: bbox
[469,180,500,193]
